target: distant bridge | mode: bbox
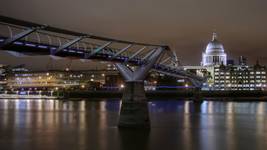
[0,16,204,87]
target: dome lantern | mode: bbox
[212,32,217,41]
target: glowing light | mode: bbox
[101,73,105,77]
[81,85,85,88]
[120,84,125,88]
[46,72,50,76]
[90,78,94,82]
[65,68,70,71]
[185,84,188,88]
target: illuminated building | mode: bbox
[184,33,267,91]
[213,61,267,90]
[201,33,227,66]
[182,66,213,89]
[0,64,7,90]
[6,70,118,91]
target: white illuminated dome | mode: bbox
[206,35,225,54]
[201,33,227,66]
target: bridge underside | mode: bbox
[0,16,206,128]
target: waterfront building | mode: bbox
[184,32,267,91]
[238,56,247,66]
[213,61,267,91]
[183,65,213,88]
[6,70,118,92]
[104,74,124,90]
[182,32,229,89]
[0,64,7,90]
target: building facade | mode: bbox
[6,70,119,92]
[0,65,7,90]
[213,62,267,91]
[198,33,267,91]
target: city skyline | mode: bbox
[1,0,267,70]
[0,31,264,71]
[1,1,267,149]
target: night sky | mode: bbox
[1,0,267,70]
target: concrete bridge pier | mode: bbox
[115,47,166,128]
[193,87,203,103]
[118,81,150,128]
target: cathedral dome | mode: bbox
[205,33,225,55]
[201,32,227,66]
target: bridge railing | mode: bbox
[0,21,179,66]
[0,22,161,59]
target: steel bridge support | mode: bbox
[51,36,87,55]
[85,42,112,58]
[127,46,146,61]
[115,46,166,128]
[0,25,47,49]
[110,44,132,60]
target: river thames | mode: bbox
[0,99,266,150]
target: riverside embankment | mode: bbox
[63,90,267,101]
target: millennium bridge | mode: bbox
[0,16,205,128]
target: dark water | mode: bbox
[0,99,266,150]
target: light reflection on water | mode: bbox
[0,99,267,150]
